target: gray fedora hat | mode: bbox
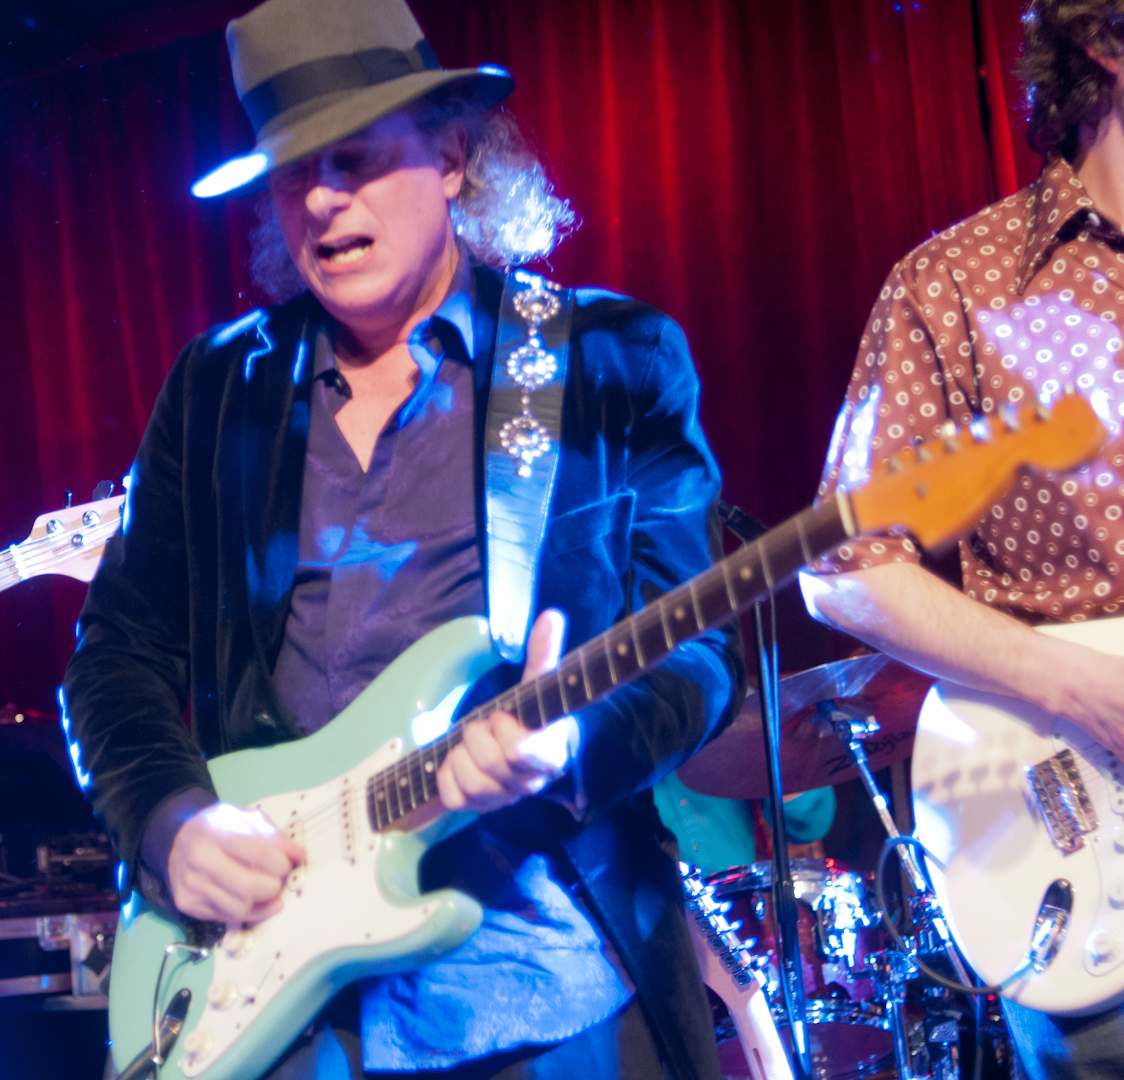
[192,0,514,197]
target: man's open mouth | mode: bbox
[317,236,373,266]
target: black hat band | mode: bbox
[241,40,442,133]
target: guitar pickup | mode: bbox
[1026,750,1098,854]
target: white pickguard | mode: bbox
[179,737,443,1076]
[912,617,1124,1016]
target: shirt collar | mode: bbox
[1017,156,1107,293]
[425,251,475,360]
[312,251,476,402]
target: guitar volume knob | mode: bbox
[222,928,254,958]
[1090,930,1119,963]
[207,980,241,1010]
[183,1029,215,1062]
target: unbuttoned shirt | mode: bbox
[269,272,632,1070]
[817,156,1124,623]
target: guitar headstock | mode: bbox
[847,394,1107,549]
[23,494,125,583]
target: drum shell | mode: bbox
[706,860,895,1080]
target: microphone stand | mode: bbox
[719,503,811,1080]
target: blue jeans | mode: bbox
[1003,999,1124,1080]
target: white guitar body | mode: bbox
[165,743,461,1077]
[911,617,1124,1015]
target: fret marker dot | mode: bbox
[377,790,385,800]
[617,642,629,656]
[399,777,408,788]
[740,567,752,580]
[567,674,578,686]
[424,761,434,773]
[674,606,686,620]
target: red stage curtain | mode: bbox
[0,0,1037,710]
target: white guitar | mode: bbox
[0,493,124,591]
[912,618,1124,1015]
[682,864,793,1080]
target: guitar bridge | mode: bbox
[1027,750,1098,854]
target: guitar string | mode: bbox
[285,724,1124,842]
[0,518,122,583]
[268,730,469,837]
[236,555,750,837]
[4,513,120,559]
[278,743,1124,866]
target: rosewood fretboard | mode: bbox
[365,495,853,831]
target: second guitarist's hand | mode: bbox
[437,608,571,814]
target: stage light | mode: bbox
[191,151,270,198]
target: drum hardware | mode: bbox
[822,705,975,989]
[677,656,933,800]
[866,949,921,1080]
[703,859,895,1080]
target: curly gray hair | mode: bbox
[249,97,577,301]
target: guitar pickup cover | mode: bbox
[1026,750,1098,854]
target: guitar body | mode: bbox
[911,618,1124,1015]
[109,616,500,1080]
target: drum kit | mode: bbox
[677,653,1017,1080]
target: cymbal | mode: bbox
[677,655,934,799]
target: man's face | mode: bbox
[269,109,464,339]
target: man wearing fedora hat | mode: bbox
[63,0,745,1077]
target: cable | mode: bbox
[874,835,1004,995]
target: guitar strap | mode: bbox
[484,270,573,663]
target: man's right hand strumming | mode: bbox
[166,802,305,923]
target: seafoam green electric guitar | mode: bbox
[107,396,1105,1080]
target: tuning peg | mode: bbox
[915,443,933,463]
[1037,403,1051,422]
[887,457,904,473]
[938,421,961,452]
[1001,404,1021,431]
[969,417,991,442]
[92,480,114,501]
[63,489,72,509]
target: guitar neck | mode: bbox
[365,495,853,830]
[0,547,21,593]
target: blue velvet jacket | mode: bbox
[63,264,746,1079]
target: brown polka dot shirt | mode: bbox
[816,157,1124,624]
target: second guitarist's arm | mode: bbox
[804,560,1124,756]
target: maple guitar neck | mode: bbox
[366,497,852,829]
[0,494,125,593]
